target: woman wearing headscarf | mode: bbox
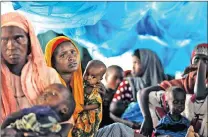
[138,43,208,137]
[1,12,61,136]
[109,49,168,129]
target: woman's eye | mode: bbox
[60,54,65,58]
[203,59,208,64]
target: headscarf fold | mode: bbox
[1,12,52,122]
[129,49,166,100]
[45,36,84,121]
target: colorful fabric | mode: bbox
[121,102,143,123]
[153,113,190,137]
[1,12,61,123]
[8,106,61,134]
[45,36,84,122]
[112,80,134,104]
[72,87,102,137]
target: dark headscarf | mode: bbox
[128,49,167,100]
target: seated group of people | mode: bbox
[1,12,207,137]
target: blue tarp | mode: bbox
[11,2,208,75]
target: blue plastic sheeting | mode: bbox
[12,2,207,75]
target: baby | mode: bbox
[1,83,75,137]
[153,86,190,137]
[72,60,106,137]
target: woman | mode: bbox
[109,49,168,129]
[45,36,84,122]
[138,43,208,137]
[1,12,61,136]
[45,36,109,136]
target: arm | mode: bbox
[83,104,99,111]
[194,60,207,100]
[137,85,163,136]
[109,112,134,128]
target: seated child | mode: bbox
[72,60,106,137]
[153,86,190,137]
[1,83,75,137]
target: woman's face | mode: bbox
[132,55,142,77]
[1,26,29,65]
[53,41,79,74]
[192,54,208,65]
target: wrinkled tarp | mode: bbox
[9,2,208,75]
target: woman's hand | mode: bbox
[139,117,153,137]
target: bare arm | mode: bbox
[138,85,163,119]
[137,85,163,136]
[109,112,134,128]
[194,60,207,100]
[83,104,99,111]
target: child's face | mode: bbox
[167,91,186,115]
[106,70,123,90]
[84,67,102,86]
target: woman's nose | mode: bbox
[7,39,15,50]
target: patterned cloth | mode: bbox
[7,106,61,135]
[153,113,190,137]
[72,87,102,137]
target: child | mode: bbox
[153,86,190,137]
[100,65,124,128]
[72,60,106,137]
[1,83,75,137]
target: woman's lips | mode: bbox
[68,62,77,68]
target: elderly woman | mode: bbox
[109,49,168,129]
[1,12,61,136]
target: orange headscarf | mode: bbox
[1,12,61,122]
[45,36,84,121]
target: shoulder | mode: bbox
[45,67,62,84]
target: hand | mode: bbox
[132,122,142,129]
[95,82,106,97]
[139,117,153,137]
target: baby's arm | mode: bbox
[82,104,99,111]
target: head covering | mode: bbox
[45,36,84,121]
[129,49,166,100]
[191,43,208,63]
[1,12,56,122]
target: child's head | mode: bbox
[105,65,123,90]
[165,86,186,115]
[83,60,107,86]
[36,83,75,121]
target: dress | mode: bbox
[153,113,190,137]
[72,87,102,137]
